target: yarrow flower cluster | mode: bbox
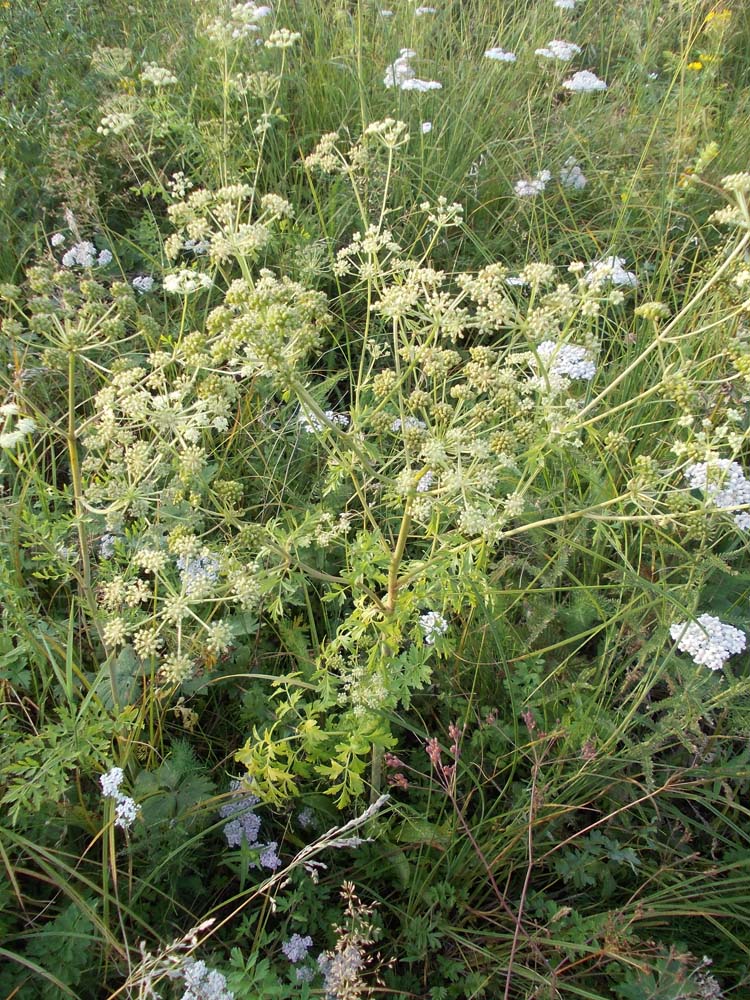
[282,934,314,963]
[97,111,136,136]
[684,459,750,530]
[61,241,112,268]
[177,552,221,597]
[534,341,597,381]
[384,48,442,91]
[140,63,178,86]
[514,170,552,198]
[0,403,36,450]
[670,614,746,671]
[100,766,140,831]
[419,611,448,644]
[298,409,350,433]
[132,275,155,294]
[218,780,281,868]
[535,39,581,60]
[484,47,517,63]
[559,156,587,190]
[585,256,637,287]
[180,959,234,1000]
[562,70,607,92]
[163,270,212,294]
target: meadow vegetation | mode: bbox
[1,0,750,997]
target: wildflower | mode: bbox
[163,269,212,294]
[61,241,97,268]
[687,61,703,71]
[99,533,117,558]
[140,63,178,86]
[554,0,578,8]
[96,111,136,135]
[684,459,750,529]
[379,9,394,15]
[100,767,124,798]
[282,934,314,963]
[417,470,434,492]
[559,156,587,190]
[98,249,113,266]
[50,232,65,247]
[415,5,437,13]
[534,341,596,381]
[421,120,433,133]
[384,49,441,90]
[161,653,194,685]
[259,842,282,869]
[206,620,233,655]
[0,414,36,450]
[177,552,221,597]
[419,611,448,644]
[562,70,607,92]
[219,779,279,867]
[584,256,637,287]
[484,47,516,62]
[132,275,155,294]
[514,170,552,197]
[114,796,140,830]
[670,614,746,671]
[391,416,426,432]
[535,39,582,60]
[181,959,234,1000]
[265,28,302,48]
[298,408,350,433]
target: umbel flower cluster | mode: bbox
[670,615,746,671]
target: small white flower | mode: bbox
[670,614,746,671]
[51,233,65,247]
[415,5,437,13]
[114,795,140,830]
[562,70,607,92]
[559,156,587,190]
[554,0,578,9]
[61,241,97,268]
[584,256,637,287]
[514,170,552,197]
[132,275,155,294]
[684,459,750,530]
[100,767,124,799]
[140,63,178,87]
[419,611,448,644]
[163,269,212,294]
[97,249,113,266]
[484,47,516,63]
[379,8,394,15]
[421,120,433,133]
[535,39,582,60]
[534,341,596,381]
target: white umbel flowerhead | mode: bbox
[485,47,517,63]
[536,40,582,60]
[163,269,213,294]
[419,611,448,644]
[584,256,637,288]
[535,341,596,381]
[670,614,746,671]
[514,170,552,198]
[559,156,587,190]
[100,767,124,798]
[562,70,607,92]
[684,459,750,530]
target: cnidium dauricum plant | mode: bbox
[4,130,750,810]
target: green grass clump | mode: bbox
[1,1,750,998]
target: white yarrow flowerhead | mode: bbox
[132,275,155,294]
[484,47,517,63]
[163,269,213,294]
[536,39,582,60]
[379,8,394,15]
[584,256,637,288]
[384,49,441,90]
[421,120,433,133]
[554,0,579,9]
[535,341,596,381]
[562,70,607,92]
[683,459,750,530]
[140,63,178,86]
[559,156,587,190]
[50,232,65,247]
[670,614,746,671]
[420,611,448,644]
[514,170,552,198]
[100,767,124,798]
[415,5,437,13]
